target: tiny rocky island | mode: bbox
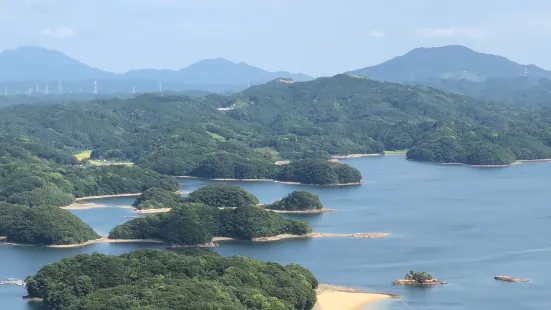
[494,276,529,283]
[392,271,448,286]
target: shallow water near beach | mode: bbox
[2,156,551,309]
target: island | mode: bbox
[494,275,529,283]
[392,271,448,286]
[24,249,318,309]
[0,204,100,246]
[275,160,362,185]
[108,203,311,246]
[265,191,332,213]
[184,183,259,208]
[133,187,185,210]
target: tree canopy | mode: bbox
[133,187,184,210]
[25,249,318,310]
[267,191,324,211]
[0,205,99,245]
[109,203,311,245]
[185,183,260,208]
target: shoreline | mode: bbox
[75,193,142,201]
[136,207,337,215]
[174,175,362,186]
[1,232,388,248]
[314,284,399,310]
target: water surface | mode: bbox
[2,156,551,309]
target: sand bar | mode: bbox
[61,202,134,210]
[135,208,172,214]
[75,193,142,201]
[47,238,164,248]
[331,154,383,159]
[314,284,398,310]
[214,232,388,243]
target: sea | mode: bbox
[2,156,551,310]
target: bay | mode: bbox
[1,156,551,309]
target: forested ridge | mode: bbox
[2,74,551,170]
[109,203,311,244]
[0,203,99,245]
[25,249,318,310]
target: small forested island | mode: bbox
[24,249,318,310]
[109,203,311,245]
[265,191,327,213]
[276,160,362,185]
[184,183,259,208]
[0,203,99,246]
[392,271,448,286]
[133,187,184,210]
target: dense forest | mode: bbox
[109,203,311,245]
[133,187,184,210]
[1,73,551,200]
[184,183,260,208]
[266,191,324,211]
[276,160,362,185]
[25,249,318,310]
[0,204,99,245]
[0,137,179,208]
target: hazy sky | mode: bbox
[1,0,550,76]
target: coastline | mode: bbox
[266,208,336,214]
[331,153,383,159]
[174,175,362,186]
[314,284,399,310]
[1,232,388,248]
[75,193,142,201]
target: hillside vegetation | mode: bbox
[109,203,311,245]
[0,204,99,245]
[1,74,551,176]
[25,249,318,310]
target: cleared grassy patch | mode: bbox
[384,150,408,155]
[74,150,92,161]
[206,131,226,141]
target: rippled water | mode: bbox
[2,156,551,309]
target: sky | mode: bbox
[1,0,551,77]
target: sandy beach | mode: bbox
[61,202,135,210]
[135,208,172,214]
[47,237,164,248]
[314,284,398,310]
[249,232,388,242]
[213,232,388,243]
[75,193,142,201]
[331,154,383,159]
[266,208,336,214]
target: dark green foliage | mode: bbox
[0,139,178,207]
[108,203,311,244]
[3,207,99,245]
[133,187,184,210]
[404,271,434,283]
[219,207,311,239]
[25,249,317,310]
[185,183,259,208]
[276,160,362,185]
[268,191,323,211]
[3,73,551,174]
[190,152,277,179]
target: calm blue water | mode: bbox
[2,156,551,309]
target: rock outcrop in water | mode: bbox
[392,271,448,286]
[494,276,529,283]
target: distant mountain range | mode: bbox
[348,45,551,83]
[0,46,312,93]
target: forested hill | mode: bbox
[418,76,551,107]
[1,74,551,171]
[348,45,551,83]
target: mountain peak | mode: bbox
[348,45,551,82]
